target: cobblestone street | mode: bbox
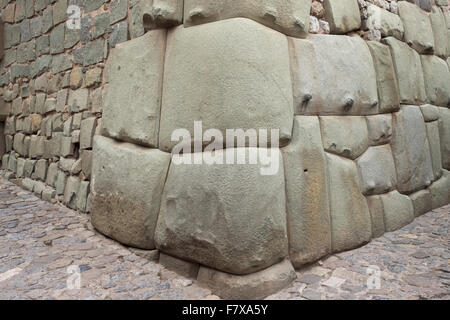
[0,176,449,300]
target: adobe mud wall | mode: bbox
[1,0,450,299]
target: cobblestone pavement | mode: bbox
[1,177,449,300]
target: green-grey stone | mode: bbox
[52,54,73,74]
[50,23,65,54]
[65,27,80,49]
[109,21,128,48]
[110,0,127,25]
[20,19,31,42]
[94,12,110,38]
[36,35,50,56]
[42,7,53,33]
[30,16,43,38]
[53,0,68,26]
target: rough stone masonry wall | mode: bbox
[1,0,450,299]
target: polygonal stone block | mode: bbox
[367,41,400,113]
[365,195,386,238]
[380,191,414,232]
[428,170,450,209]
[391,106,434,193]
[290,35,378,115]
[282,116,331,268]
[366,4,404,40]
[420,55,450,107]
[438,107,450,170]
[142,0,183,29]
[159,18,293,152]
[155,148,288,275]
[420,104,440,122]
[197,259,296,300]
[320,116,369,160]
[183,0,312,38]
[159,252,199,279]
[91,136,170,249]
[366,114,392,146]
[398,1,435,54]
[383,37,427,105]
[356,145,397,196]
[409,189,432,217]
[323,0,361,34]
[430,6,449,59]
[425,121,443,181]
[103,30,166,148]
[325,153,372,253]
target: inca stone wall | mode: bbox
[1,0,450,299]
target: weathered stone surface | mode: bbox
[183,0,311,38]
[159,252,199,279]
[365,195,386,238]
[91,136,170,249]
[81,150,92,180]
[398,1,435,54]
[53,0,68,26]
[29,135,45,158]
[356,145,397,196]
[325,153,372,252]
[50,23,65,54]
[425,121,443,181]
[110,0,128,25]
[366,4,404,40]
[420,55,450,108]
[438,107,450,170]
[63,176,79,209]
[282,116,331,268]
[55,170,66,195]
[366,114,392,146]
[155,148,288,275]
[45,162,58,187]
[320,116,369,160]
[391,106,434,193]
[103,30,165,148]
[141,0,183,30]
[383,37,427,105]
[160,19,293,152]
[381,191,414,232]
[197,259,296,300]
[33,159,47,181]
[367,41,400,113]
[409,189,432,217]
[68,89,89,112]
[290,35,378,115]
[109,21,128,48]
[80,117,97,150]
[75,181,89,212]
[431,7,449,59]
[429,169,450,209]
[420,104,440,122]
[323,0,361,34]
